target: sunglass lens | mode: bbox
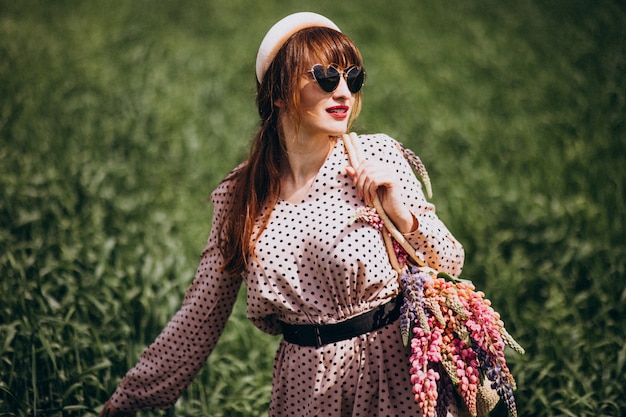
[346,67,365,93]
[313,65,340,93]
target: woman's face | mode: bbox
[293,61,357,138]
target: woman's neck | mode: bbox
[283,133,335,180]
[279,134,336,202]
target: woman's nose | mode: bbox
[333,75,352,98]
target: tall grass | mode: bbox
[1,0,624,416]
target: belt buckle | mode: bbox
[313,326,323,347]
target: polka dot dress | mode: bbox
[108,134,465,416]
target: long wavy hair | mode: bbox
[218,27,365,276]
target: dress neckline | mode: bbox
[277,139,342,206]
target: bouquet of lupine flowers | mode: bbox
[352,207,524,417]
[345,133,524,417]
[399,267,525,417]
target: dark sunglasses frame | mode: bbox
[308,64,365,94]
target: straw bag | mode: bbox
[342,133,524,417]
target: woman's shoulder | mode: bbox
[357,132,432,198]
[356,132,403,159]
[210,162,246,205]
[357,132,396,143]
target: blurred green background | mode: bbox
[1,0,624,416]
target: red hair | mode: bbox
[218,27,364,276]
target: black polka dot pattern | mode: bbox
[108,134,465,415]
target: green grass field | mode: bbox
[1,0,625,416]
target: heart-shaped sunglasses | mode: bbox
[308,64,366,94]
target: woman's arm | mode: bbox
[356,134,465,276]
[102,182,243,414]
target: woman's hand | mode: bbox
[345,160,417,233]
[98,400,136,417]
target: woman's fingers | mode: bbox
[345,159,416,233]
[98,400,136,417]
[346,160,397,206]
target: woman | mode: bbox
[99,12,464,417]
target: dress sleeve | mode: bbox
[367,134,465,276]
[108,180,242,412]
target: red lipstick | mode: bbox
[327,105,350,119]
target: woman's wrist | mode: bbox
[389,208,418,234]
[98,400,136,417]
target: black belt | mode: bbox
[280,295,403,348]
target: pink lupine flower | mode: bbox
[351,206,384,230]
[410,325,441,417]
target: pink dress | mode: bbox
[108,134,465,416]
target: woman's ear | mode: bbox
[274,99,285,108]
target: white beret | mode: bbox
[255,12,341,83]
